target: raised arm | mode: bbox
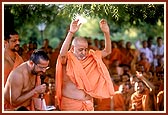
[136,71,155,92]
[99,19,111,58]
[59,19,81,57]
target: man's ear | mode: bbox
[70,46,74,52]
[4,40,8,46]
[29,60,34,66]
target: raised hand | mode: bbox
[99,19,110,34]
[69,19,81,33]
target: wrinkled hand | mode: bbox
[35,84,46,94]
[99,19,110,33]
[69,19,81,33]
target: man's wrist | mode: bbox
[68,30,74,35]
[103,31,110,34]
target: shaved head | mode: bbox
[72,37,88,46]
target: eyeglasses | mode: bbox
[34,63,50,70]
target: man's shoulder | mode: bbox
[4,56,10,63]
[12,62,26,74]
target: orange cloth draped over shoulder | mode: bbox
[55,50,115,109]
[4,52,24,85]
[129,89,151,111]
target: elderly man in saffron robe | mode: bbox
[55,19,115,111]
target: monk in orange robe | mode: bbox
[138,52,151,72]
[4,31,24,86]
[129,71,155,111]
[111,83,131,111]
[109,41,122,65]
[121,42,134,66]
[55,19,114,111]
[4,50,49,111]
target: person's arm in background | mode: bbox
[136,71,155,92]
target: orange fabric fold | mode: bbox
[60,96,94,111]
[94,98,111,111]
[129,89,151,111]
[55,50,115,109]
[4,52,24,85]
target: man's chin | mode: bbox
[31,71,43,76]
[14,47,20,52]
[16,47,20,51]
[79,56,86,60]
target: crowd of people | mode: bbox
[3,19,164,111]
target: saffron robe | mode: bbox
[56,50,115,110]
[4,52,24,85]
[129,89,152,111]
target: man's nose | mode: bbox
[42,68,47,73]
[82,49,87,54]
[15,40,20,45]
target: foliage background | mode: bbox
[4,3,164,49]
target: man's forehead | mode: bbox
[9,34,19,39]
[75,41,88,47]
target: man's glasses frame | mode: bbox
[34,62,50,70]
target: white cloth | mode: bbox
[33,98,56,111]
[153,44,164,67]
[139,47,154,64]
[154,45,164,56]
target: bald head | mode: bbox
[72,37,88,47]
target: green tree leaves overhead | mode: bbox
[10,4,61,28]
[7,3,164,27]
[4,3,164,48]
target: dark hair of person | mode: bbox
[29,49,49,64]
[147,36,153,41]
[4,30,18,41]
[157,36,162,40]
